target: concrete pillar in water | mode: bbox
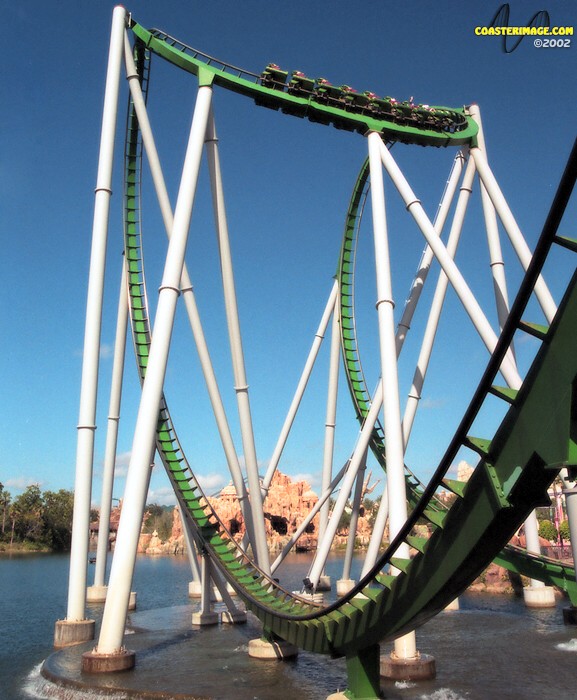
[248,636,298,660]
[192,554,219,626]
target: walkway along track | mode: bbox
[122,20,577,694]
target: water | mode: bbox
[2,552,577,699]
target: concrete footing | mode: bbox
[86,585,108,603]
[85,587,136,609]
[380,651,436,681]
[294,590,324,604]
[54,619,95,648]
[81,648,136,673]
[523,585,556,608]
[191,611,219,626]
[326,693,349,700]
[336,579,356,596]
[248,637,298,660]
[444,597,460,611]
[317,575,332,591]
[188,581,236,600]
[563,606,577,625]
[220,610,247,624]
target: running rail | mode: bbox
[123,18,577,693]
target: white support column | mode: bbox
[318,293,341,589]
[402,156,477,444]
[179,505,201,586]
[89,261,129,600]
[469,105,514,339]
[306,384,385,589]
[341,453,366,582]
[270,462,348,574]
[192,553,219,626]
[378,138,522,390]
[205,115,270,574]
[263,282,339,493]
[396,150,465,352]
[361,483,389,578]
[470,146,557,323]
[468,118,555,599]
[57,7,126,647]
[124,41,254,552]
[368,131,416,661]
[85,85,214,663]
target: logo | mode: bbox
[474,4,573,53]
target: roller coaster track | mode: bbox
[128,19,478,148]
[122,21,577,696]
[338,156,577,605]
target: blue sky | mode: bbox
[1,0,576,507]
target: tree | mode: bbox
[144,503,174,541]
[43,489,74,550]
[11,484,44,544]
[0,483,11,537]
[559,520,571,542]
[538,519,557,542]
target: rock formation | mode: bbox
[208,471,320,551]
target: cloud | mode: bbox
[291,472,321,488]
[114,452,132,478]
[99,344,114,360]
[146,486,177,507]
[197,472,226,494]
[419,396,447,410]
[4,476,42,492]
[73,343,114,359]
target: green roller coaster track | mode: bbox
[129,19,479,149]
[122,23,577,699]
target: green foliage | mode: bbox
[559,519,571,542]
[143,504,174,541]
[11,485,44,544]
[337,508,351,534]
[538,519,557,542]
[0,483,11,535]
[43,489,75,550]
[1,484,74,551]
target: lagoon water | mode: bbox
[1,551,577,699]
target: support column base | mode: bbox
[191,611,219,626]
[220,610,247,624]
[523,585,556,608]
[128,591,137,611]
[380,651,436,681]
[295,590,324,603]
[86,585,108,603]
[317,575,332,591]
[82,648,136,673]
[444,597,460,611]
[563,606,577,624]
[54,619,95,648]
[336,579,356,596]
[248,637,298,660]
[188,581,235,600]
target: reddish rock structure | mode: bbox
[208,471,320,551]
